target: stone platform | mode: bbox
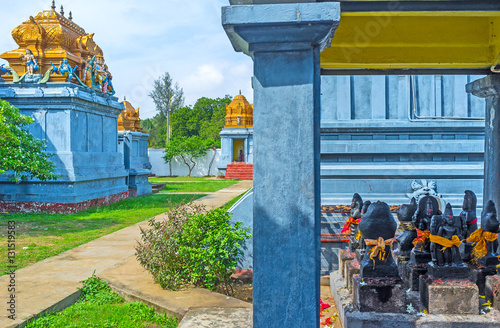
[330,269,500,328]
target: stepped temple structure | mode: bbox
[118,99,152,196]
[218,92,254,180]
[0,4,133,213]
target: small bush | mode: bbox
[135,202,251,295]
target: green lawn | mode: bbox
[149,176,212,182]
[159,180,239,193]
[25,274,178,328]
[0,194,204,275]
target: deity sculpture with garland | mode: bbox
[410,195,442,264]
[429,203,465,266]
[341,193,363,252]
[460,190,478,262]
[0,3,115,95]
[467,200,500,268]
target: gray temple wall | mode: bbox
[320,75,486,208]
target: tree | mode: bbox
[171,96,231,142]
[163,136,209,177]
[144,72,184,147]
[0,99,58,182]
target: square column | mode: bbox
[223,3,340,327]
[467,75,500,207]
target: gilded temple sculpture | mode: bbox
[21,49,38,75]
[0,6,116,94]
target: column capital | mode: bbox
[466,75,500,98]
[222,2,340,56]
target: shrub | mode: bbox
[135,202,251,295]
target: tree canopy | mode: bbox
[0,99,58,182]
[171,96,231,146]
[142,72,185,147]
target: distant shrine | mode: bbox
[118,99,152,196]
[218,92,254,180]
[0,3,149,213]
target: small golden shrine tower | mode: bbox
[224,92,253,129]
[118,99,143,132]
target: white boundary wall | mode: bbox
[148,148,221,177]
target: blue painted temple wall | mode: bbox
[320,75,485,208]
[0,83,129,204]
[118,131,152,196]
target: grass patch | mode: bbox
[220,188,251,212]
[25,274,178,328]
[159,180,238,193]
[149,176,211,182]
[0,194,205,275]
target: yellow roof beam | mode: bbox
[321,11,500,71]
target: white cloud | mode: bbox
[0,0,254,119]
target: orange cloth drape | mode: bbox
[466,228,498,259]
[412,229,430,247]
[429,234,462,252]
[365,237,396,262]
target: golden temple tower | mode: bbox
[224,92,253,129]
[118,99,143,132]
[0,5,106,83]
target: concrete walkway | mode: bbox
[0,180,253,328]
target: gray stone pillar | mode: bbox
[467,75,500,208]
[222,3,340,327]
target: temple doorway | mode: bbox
[233,139,245,162]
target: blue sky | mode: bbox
[0,0,254,118]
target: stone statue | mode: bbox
[356,200,372,256]
[406,179,442,202]
[21,49,38,75]
[429,203,463,266]
[412,196,441,252]
[358,201,399,278]
[460,190,478,261]
[342,193,363,251]
[467,200,500,267]
[395,198,418,261]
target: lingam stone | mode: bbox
[354,201,405,313]
[358,201,399,278]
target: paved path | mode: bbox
[0,180,253,328]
